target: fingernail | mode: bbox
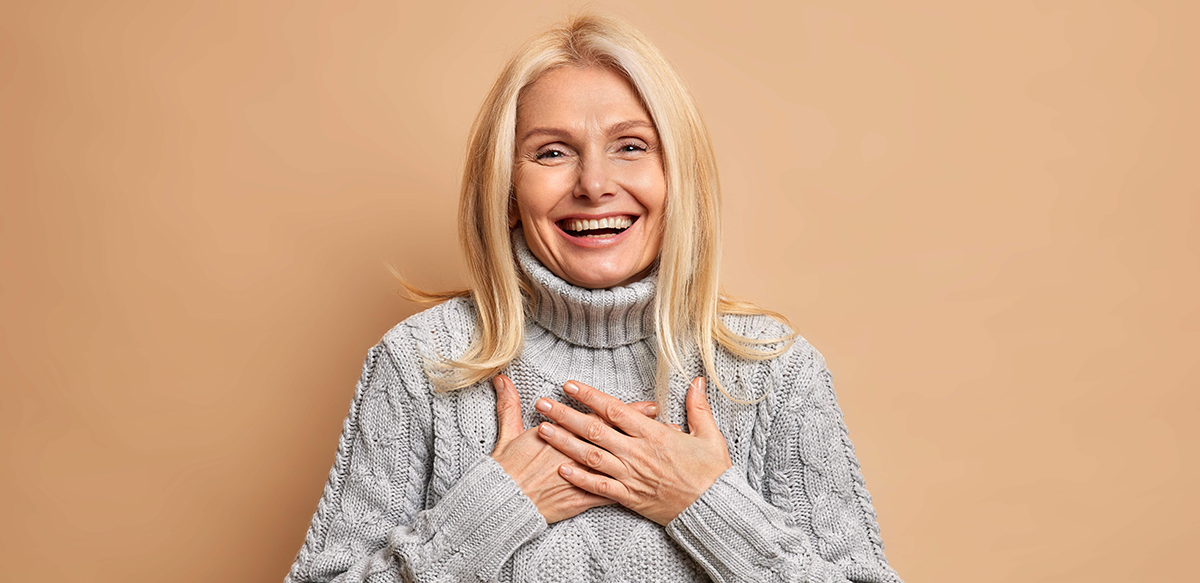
[535,399,552,413]
[644,404,659,415]
[539,423,555,437]
[559,465,573,476]
[696,378,705,390]
[563,382,579,395]
[492,377,502,389]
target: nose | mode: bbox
[573,153,617,202]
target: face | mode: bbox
[512,66,667,289]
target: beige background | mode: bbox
[2,1,1197,581]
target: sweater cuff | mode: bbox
[665,465,806,580]
[396,455,547,577]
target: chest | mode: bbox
[415,343,779,581]
[421,350,775,502]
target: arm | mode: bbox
[283,341,546,583]
[664,346,904,583]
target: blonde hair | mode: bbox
[404,13,795,403]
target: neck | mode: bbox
[512,227,657,349]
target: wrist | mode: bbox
[660,460,733,525]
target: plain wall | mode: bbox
[1,1,1197,581]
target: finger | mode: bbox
[558,464,631,507]
[563,380,657,437]
[535,396,630,454]
[685,377,719,438]
[573,489,618,510]
[668,423,683,432]
[628,401,660,418]
[492,375,525,446]
[538,422,626,479]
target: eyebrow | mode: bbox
[519,119,655,143]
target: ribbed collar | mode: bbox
[512,227,657,349]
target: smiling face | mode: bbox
[512,66,667,289]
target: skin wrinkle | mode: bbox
[520,119,656,145]
[512,66,666,290]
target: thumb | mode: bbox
[492,374,525,447]
[686,377,719,438]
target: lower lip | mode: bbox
[555,219,638,248]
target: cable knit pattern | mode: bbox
[284,231,903,583]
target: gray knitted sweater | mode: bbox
[284,234,903,583]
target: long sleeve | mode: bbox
[665,345,903,583]
[284,341,547,583]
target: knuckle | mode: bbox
[595,479,610,495]
[584,448,604,468]
[586,420,607,442]
[605,403,625,423]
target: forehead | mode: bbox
[516,66,653,130]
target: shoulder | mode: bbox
[719,311,823,367]
[373,296,479,387]
[719,311,826,365]
[716,311,830,405]
[719,311,793,346]
[381,296,477,352]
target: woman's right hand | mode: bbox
[489,374,660,524]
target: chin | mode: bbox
[561,264,640,289]
[579,262,657,288]
[565,273,627,289]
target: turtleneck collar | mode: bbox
[512,227,657,349]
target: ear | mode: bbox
[507,193,520,228]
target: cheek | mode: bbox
[512,167,552,219]
[514,165,574,219]
[630,162,667,214]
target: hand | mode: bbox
[488,374,661,524]
[534,377,732,526]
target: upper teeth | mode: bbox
[564,216,634,232]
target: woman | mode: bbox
[285,14,903,583]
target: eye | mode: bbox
[535,146,569,161]
[615,140,649,156]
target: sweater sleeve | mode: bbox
[283,342,547,583]
[665,346,903,583]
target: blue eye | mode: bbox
[536,149,565,160]
[619,142,647,153]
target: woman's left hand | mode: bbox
[533,377,732,526]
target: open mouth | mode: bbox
[557,215,637,238]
